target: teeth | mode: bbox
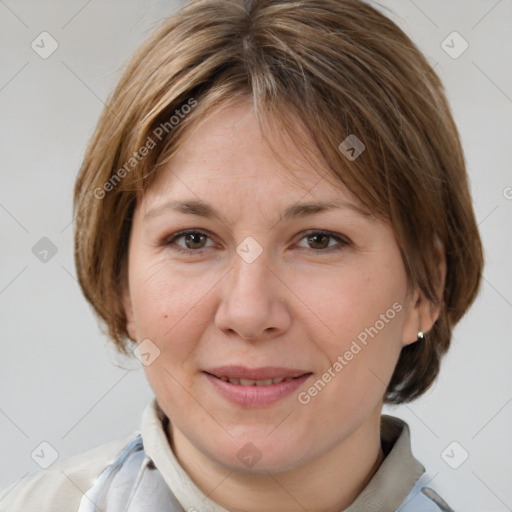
[255,379,273,386]
[220,376,295,386]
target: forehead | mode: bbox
[142,99,362,210]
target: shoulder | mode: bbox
[0,432,139,512]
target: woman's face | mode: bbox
[125,99,421,473]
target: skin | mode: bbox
[124,98,444,512]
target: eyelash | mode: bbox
[163,229,350,255]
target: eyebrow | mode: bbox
[143,198,371,223]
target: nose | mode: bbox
[214,251,292,342]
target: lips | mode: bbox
[203,367,312,407]
[204,365,310,383]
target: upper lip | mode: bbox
[204,366,311,380]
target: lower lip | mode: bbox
[204,373,312,407]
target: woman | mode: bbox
[1,0,483,510]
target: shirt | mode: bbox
[0,397,455,511]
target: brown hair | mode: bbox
[73,0,483,403]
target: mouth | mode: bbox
[209,375,299,386]
[204,365,310,383]
[202,366,312,407]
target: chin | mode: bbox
[204,431,309,475]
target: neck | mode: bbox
[167,408,386,512]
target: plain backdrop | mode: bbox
[0,0,511,510]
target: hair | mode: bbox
[73,0,483,404]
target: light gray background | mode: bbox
[0,0,511,510]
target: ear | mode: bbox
[402,236,447,346]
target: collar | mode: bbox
[141,398,232,512]
[141,397,425,512]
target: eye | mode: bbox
[164,229,215,253]
[295,230,349,252]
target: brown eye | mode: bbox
[307,233,331,250]
[165,230,214,253]
[296,230,349,252]
[183,232,207,249]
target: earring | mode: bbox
[417,331,425,341]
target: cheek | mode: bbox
[295,260,406,347]
[293,261,407,402]
[128,257,216,359]
[129,258,219,413]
